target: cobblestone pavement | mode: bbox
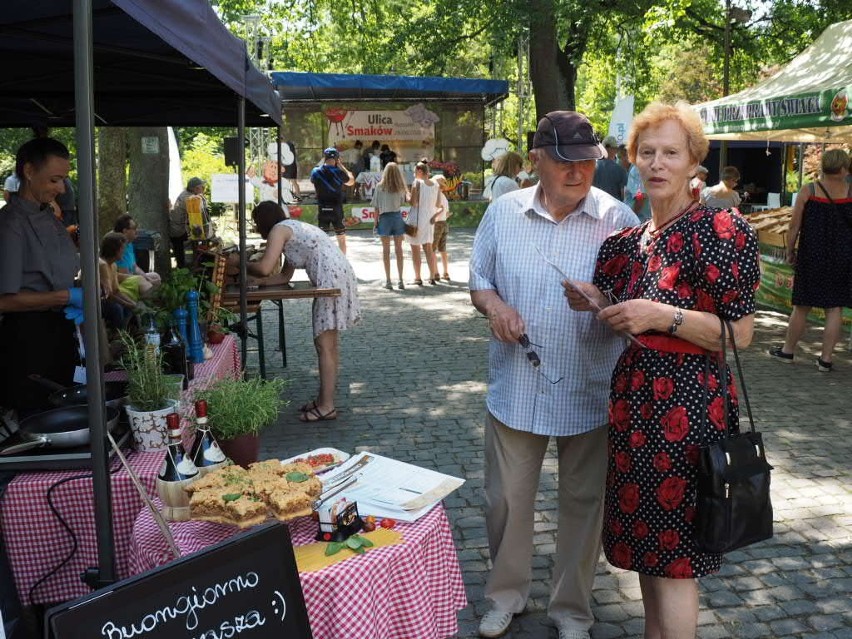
[255,228,852,639]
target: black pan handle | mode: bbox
[27,374,67,392]
[0,434,48,456]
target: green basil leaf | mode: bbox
[286,471,309,483]
[360,537,374,548]
[325,542,343,556]
[222,493,242,502]
[346,536,363,549]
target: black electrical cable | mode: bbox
[28,459,123,604]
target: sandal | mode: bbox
[397,281,405,290]
[299,406,338,422]
[429,278,438,285]
[414,279,424,286]
[298,400,318,413]
[442,274,450,281]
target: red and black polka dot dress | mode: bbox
[592,206,761,578]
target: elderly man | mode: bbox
[469,111,638,639]
[169,177,209,268]
[592,135,628,199]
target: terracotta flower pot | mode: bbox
[207,327,226,345]
[218,433,260,468]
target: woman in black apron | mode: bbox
[0,137,81,415]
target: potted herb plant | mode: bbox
[194,376,288,467]
[120,332,178,451]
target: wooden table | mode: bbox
[222,281,340,376]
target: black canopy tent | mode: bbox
[0,0,281,127]
[1,0,280,593]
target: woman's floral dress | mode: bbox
[592,206,760,578]
[278,220,361,338]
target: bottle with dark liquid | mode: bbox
[172,308,194,382]
[162,324,190,390]
[156,412,198,521]
[189,399,227,476]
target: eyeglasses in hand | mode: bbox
[518,333,563,384]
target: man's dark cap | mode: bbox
[532,111,606,162]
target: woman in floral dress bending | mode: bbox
[230,202,361,422]
[565,102,761,637]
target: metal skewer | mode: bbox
[535,246,645,348]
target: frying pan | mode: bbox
[29,375,128,410]
[0,405,120,456]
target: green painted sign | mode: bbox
[757,249,852,326]
[697,87,851,136]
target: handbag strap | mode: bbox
[723,318,756,435]
[718,318,757,440]
[703,318,756,444]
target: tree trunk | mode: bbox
[127,128,171,275]
[528,0,572,119]
[97,127,127,239]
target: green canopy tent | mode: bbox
[694,19,852,143]
[694,19,852,331]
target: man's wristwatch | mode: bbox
[668,308,684,335]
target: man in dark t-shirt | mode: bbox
[592,135,628,200]
[310,147,354,254]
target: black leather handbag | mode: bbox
[695,319,774,553]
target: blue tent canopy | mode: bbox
[271,72,508,107]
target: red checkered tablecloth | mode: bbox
[0,336,240,605]
[128,504,467,639]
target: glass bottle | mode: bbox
[172,308,195,382]
[189,399,227,476]
[162,324,190,390]
[156,412,198,521]
[144,314,161,356]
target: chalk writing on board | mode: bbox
[99,571,279,638]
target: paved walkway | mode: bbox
[255,228,851,639]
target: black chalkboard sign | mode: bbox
[44,522,312,639]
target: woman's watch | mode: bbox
[668,308,684,335]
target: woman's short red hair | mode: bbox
[626,101,709,165]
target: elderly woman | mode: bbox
[770,148,852,371]
[565,102,761,637]
[699,165,742,209]
[227,202,361,422]
[0,138,81,414]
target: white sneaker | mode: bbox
[478,609,514,638]
[557,628,590,639]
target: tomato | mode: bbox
[380,518,396,529]
[362,521,376,533]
